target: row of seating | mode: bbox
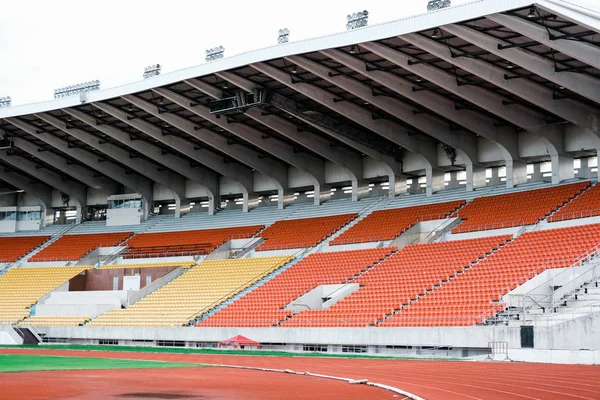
[0,235,50,262]
[452,181,589,233]
[198,248,395,327]
[89,256,293,327]
[18,316,90,327]
[331,201,465,245]
[0,266,92,324]
[549,183,600,222]
[282,236,509,327]
[256,214,357,251]
[381,223,600,326]
[99,261,196,270]
[29,233,133,262]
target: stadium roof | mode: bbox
[1,0,599,211]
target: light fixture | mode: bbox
[158,98,164,105]
[278,28,290,44]
[427,0,452,12]
[507,62,514,69]
[416,77,423,82]
[54,81,100,99]
[291,66,298,74]
[222,82,229,90]
[143,64,161,79]
[0,96,11,108]
[346,10,369,30]
[128,105,133,112]
[558,85,565,90]
[527,6,536,18]
[364,101,369,105]
[205,46,225,62]
[349,45,358,54]
[432,28,440,39]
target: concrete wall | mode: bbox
[36,290,130,319]
[0,326,22,345]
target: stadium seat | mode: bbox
[549,183,600,222]
[452,181,590,233]
[197,248,395,328]
[331,201,465,245]
[256,214,357,251]
[18,316,90,327]
[88,256,293,327]
[99,261,196,269]
[29,233,133,262]
[0,266,92,324]
[382,223,600,327]
[123,225,263,258]
[0,236,50,262]
[282,236,509,327]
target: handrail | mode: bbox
[453,219,526,233]
[549,207,600,222]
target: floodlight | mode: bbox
[432,28,440,39]
[54,81,100,99]
[0,96,11,108]
[346,10,369,30]
[206,46,225,62]
[278,28,290,44]
[527,6,536,18]
[143,64,162,79]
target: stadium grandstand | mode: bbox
[1,0,600,373]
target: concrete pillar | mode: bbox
[276,189,296,209]
[174,198,191,219]
[466,164,487,192]
[388,174,407,198]
[506,160,528,188]
[351,179,370,202]
[551,155,575,185]
[426,168,445,197]
[242,192,261,212]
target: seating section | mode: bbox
[99,261,196,270]
[0,236,50,262]
[29,233,133,262]
[0,266,92,324]
[452,181,590,233]
[123,226,263,258]
[19,316,90,327]
[198,248,395,327]
[382,223,600,327]
[331,201,465,245]
[549,183,600,222]
[256,214,357,251]
[283,236,509,327]
[89,256,293,327]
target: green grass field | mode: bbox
[0,354,203,373]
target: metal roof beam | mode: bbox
[0,169,53,224]
[5,117,154,217]
[1,153,86,223]
[185,76,366,200]
[65,106,220,215]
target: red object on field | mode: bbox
[219,335,260,349]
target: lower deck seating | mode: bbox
[19,316,90,327]
[29,233,133,262]
[382,223,600,327]
[549,182,600,222]
[452,181,590,233]
[283,236,509,327]
[99,261,196,270]
[88,256,293,327]
[0,266,92,324]
[123,226,263,258]
[198,248,395,327]
[331,200,465,245]
[256,214,357,251]
[0,235,50,262]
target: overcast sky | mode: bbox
[1,0,598,106]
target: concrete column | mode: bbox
[277,190,296,210]
[174,198,191,219]
[242,192,260,213]
[551,155,575,185]
[467,164,487,192]
[426,168,445,197]
[530,163,543,183]
[351,179,370,202]
[388,174,407,199]
[506,160,528,188]
[313,183,332,206]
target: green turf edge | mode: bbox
[0,344,460,361]
[0,354,206,373]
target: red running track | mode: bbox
[1,348,599,400]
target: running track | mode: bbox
[1,348,599,399]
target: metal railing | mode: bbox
[548,208,600,222]
[453,219,526,234]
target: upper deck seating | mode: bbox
[99,261,196,269]
[282,236,509,327]
[88,256,293,327]
[0,236,50,262]
[331,201,465,245]
[198,248,395,327]
[549,183,600,222]
[452,181,589,233]
[256,214,357,251]
[29,233,132,262]
[0,266,92,324]
[382,223,600,327]
[123,225,263,258]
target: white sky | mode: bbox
[1,0,598,106]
